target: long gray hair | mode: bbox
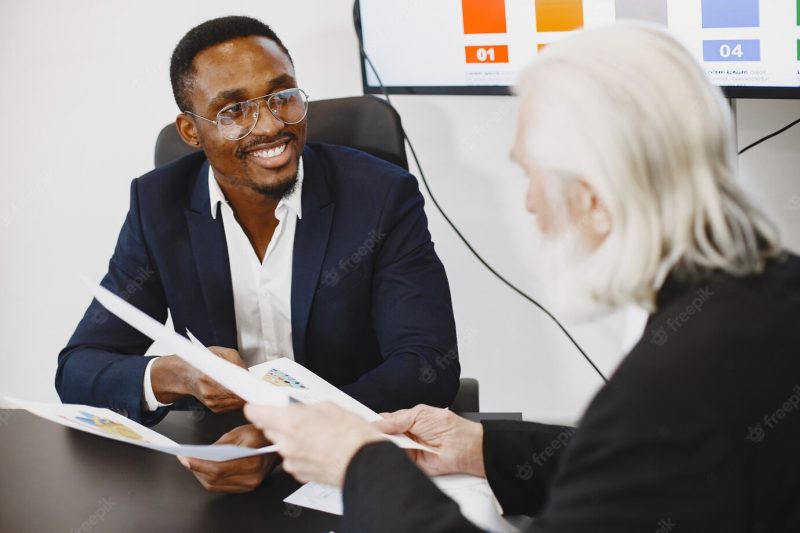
[516,23,780,311]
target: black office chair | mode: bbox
[154,95,408,170]
[451,377,479,413]
[154,95,480,412]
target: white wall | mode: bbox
[1,1,798,423]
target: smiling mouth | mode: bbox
[241,137,295,171]
[249,142,288,159]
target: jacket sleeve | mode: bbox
[481,420,575,516]
[340,173,460,412]
[340,419,575,532]
[529,378,745,533]
[341,441,481,533]
[55,178,170,426]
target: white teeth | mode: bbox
[252,143,287,159]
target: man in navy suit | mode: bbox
[55,16,459,492]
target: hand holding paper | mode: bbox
[10,281,438,467]
[86,280,289,407]
[245,402,385,487]
[87,279,432,452]
[243,402,483,493]
[373,404,486,478]
[150,346,249,413]
[178,423,280,492]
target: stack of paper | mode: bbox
[7,280,430,459]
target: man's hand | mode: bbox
[375,404,485,478]
[244,402,383,487]
[178,424,279,493]
[151,347,247,413]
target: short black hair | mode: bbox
[170,16,293,112]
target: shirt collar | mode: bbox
[207,157,304,220]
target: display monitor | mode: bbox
[356,0,800,98]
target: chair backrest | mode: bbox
[450,378,480,413]
[154,95,408,170]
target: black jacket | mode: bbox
[342,254,800,532]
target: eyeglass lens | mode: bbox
[216,88,308,140]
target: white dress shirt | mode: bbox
[143,160,303,411]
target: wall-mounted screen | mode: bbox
[356,0,800,98]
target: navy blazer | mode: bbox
[56,143,459,425]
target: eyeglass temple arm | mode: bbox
[183,110,217,125]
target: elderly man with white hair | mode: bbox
[244,23,800,532]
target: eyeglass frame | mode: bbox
[183,87,310,141]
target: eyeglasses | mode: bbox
[184,87,309,141]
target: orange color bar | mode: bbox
[465,45,509,63]
[462,0,507,34]
[535,0,584,32]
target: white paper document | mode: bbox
[5,397,278,461]
[88,280,289,407]
[9,281,434,462]
[7,280,438,462]
[284,475,517,533]
[189,331,432,451]
[246,357,432,451]
[86,280,431,452]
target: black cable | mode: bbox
[353,5,607,384]
[403,121,609,385]
[738,117,800,155]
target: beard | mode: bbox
[529,220,616,323]
[236,133,302,200]
[252,171,299,200]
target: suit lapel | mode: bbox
[184,160,238,349]
[291,146,334,365]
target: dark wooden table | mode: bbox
[0,409,337,532]
[0,408,523,532]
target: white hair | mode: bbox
[517,22,780,312]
